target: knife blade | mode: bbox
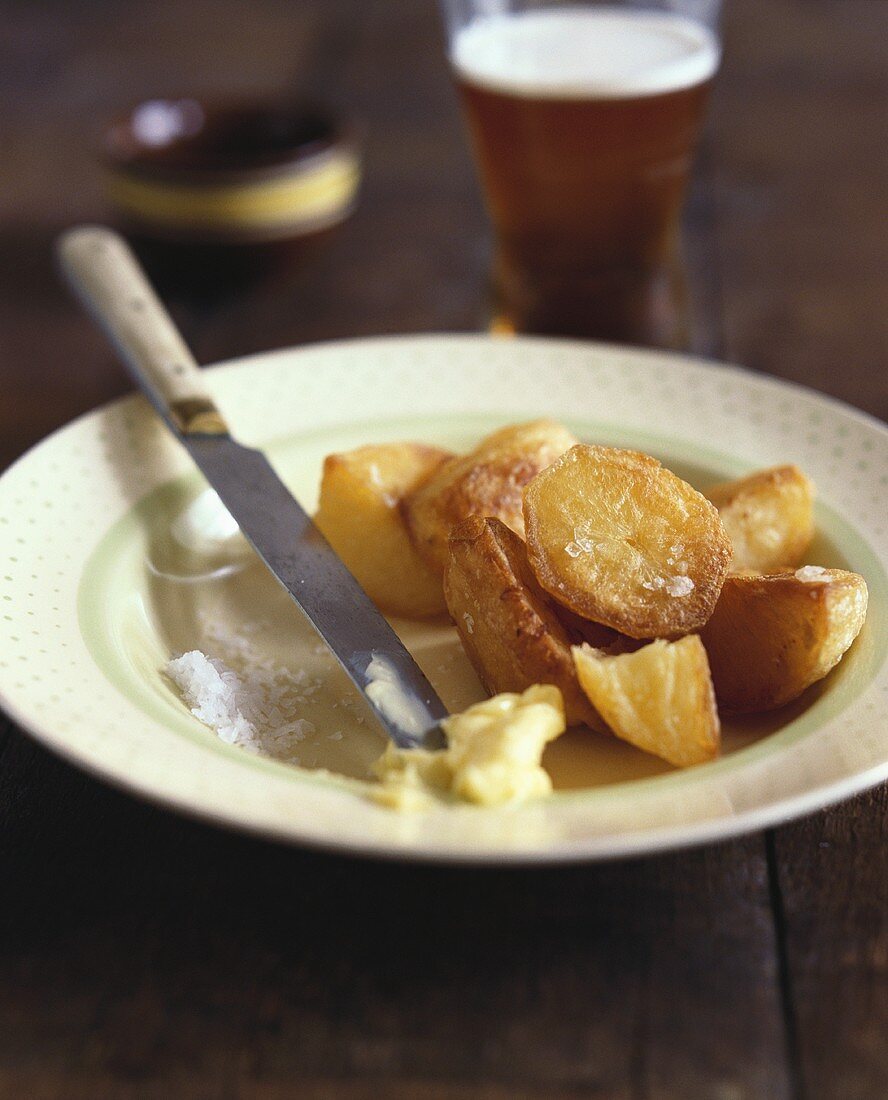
[57,225,448,750]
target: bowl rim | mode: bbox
[1,333,887,863]
[99,95,359,187]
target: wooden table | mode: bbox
[2,1,886,1095]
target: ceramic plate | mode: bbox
[1,335,886,862]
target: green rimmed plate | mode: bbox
[1,335,886,862]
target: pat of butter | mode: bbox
[373,684,566,810]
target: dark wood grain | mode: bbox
[711,4,888,1097]
[0,0,886,1097]
[771,790,888,1100]
[0,719,791,1099]
[709,0,888,420]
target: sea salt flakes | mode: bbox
[665,575,695,597]
[641,574,695,596]
[565,535,599,557]
[166,651,255,745]
[636,538,692,597]
[166,614,333,761]
[166,647,322,756]
[665,543,689,573]
[796,565,828,583]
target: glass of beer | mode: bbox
[440,0,722,348]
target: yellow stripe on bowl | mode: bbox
[107,150,361,232]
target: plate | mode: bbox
[1,335,886,862]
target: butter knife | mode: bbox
[57,225,448,750]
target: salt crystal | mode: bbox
[166,623,344,763]
[666,575,695,597]
[463,612,475,635]
[166,651,255,746]
[565,541,583,558]
[796,565,828,583]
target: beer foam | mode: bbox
[452,6,720,98]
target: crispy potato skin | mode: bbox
[552,604,622,650]
[404,419,578,574]
[707,465,815,572]
[573,637,720,767]
[524,444,733,639]
[315,442,452,618]
[444,516,607,730]
[700,568,868,712]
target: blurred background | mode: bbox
[2,0,886,476]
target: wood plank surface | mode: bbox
[0,0,885,1097]
[772,791,888,1100]
[711,4,888,1097]
[0,714,791,1099]
[712,0,888,420]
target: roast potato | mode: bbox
[315,442,452,618]
[444,515,607,729]
[707,465,815,572]
[699,567,868,712]
[524,444,732,639]
[404,419,578,574]
[573,637,720,767]
[553,604,625,650]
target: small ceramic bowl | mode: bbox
[101,98,360,244]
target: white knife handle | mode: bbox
[57,225,228,436]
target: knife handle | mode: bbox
[57,225,228,436]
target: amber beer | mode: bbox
[451,7,720,346]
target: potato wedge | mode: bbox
[553,604,624,651]
[700,567,868,712]
[315,442,452,618]
[524,444,732,639]
[444,516,607,730]
[707,465,815,572]
[573,637,720,767]
[404,419,578,574]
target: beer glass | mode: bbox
[439,0,723,348]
